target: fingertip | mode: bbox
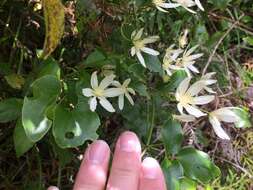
[139,157,167,190]
[47,186,59,190]
[117,131,141,153]
[142,157,161,179]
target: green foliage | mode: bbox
[0,0,253,188]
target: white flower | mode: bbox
[169,45,203,77]
[131,28,160,67]
[209,107,240,140]
[162,44,183,75]
[176,77,215,118]
[200,72,217,93]
[179,29,189,48]
[169,0,204,13]
[173,114,196,122]
[152,0,181,12]
[112,79,135,110]
[82,72,123,112]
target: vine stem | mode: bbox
[146,98,155,147]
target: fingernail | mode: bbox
[119,131,141,153]
[88,140,109,164]
[142,157,160,179]
[47,186,59,190]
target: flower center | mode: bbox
[133,40,144,50]
[179,94,193,105]
[153,0,165,5]
[93,88,104,97]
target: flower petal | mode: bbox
[195,0,204,11]
[192,95,215,105]
[160,3,181,8]
[209,115,230,140]
[142,36,160,44]
[187,64,199,73]
[89,97,97,112]
[213,108,239,123]
[133,28,144,41]
[156,6,168,12]
[91,71,98,89]
[104,88,124,97]
[99,74,115,89]
[125,92,134,105]
[99,98,115,112]
[173,114,196,122]
[186,81,205,96]
[184,104,206,118]
[141,47,160,56]
[177,103,184,115]
[131,47,136,56]
[176,77,191,98]
[82,88,93,97]
[136,51,146,67]
[118,94,124,110]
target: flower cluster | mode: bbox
[82,71,135,112]
[153,0,204,13]
[174,72,239,140]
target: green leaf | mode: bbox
[162,118,183,155]
[0,98,23,123]
[180,178,197,190]
[232,107,252,128]
[14,119,34,157]
[22,75,61,142]
[83,49,108,68]
[53,97,100,148]
[177,147,220,184]
[163,70,187,91]
[243,36,253,46]
[144,54,163,74]
[5,73,25,89]
[42,0,65,59]
[162,159,184,190]
[37,57,61,79]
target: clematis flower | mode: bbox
[169,45,203,77]
[152,0,181,12]
[82,72,123,112]
[209,107,240,140]
[162,44,183,75]
[131,28,160,67]
[112,79,136,110]
[200,72,217,93]
[173,114,196,122]
[168,0,204,13]
[176,77,215,118]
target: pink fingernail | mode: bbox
[119,131,141,153]
[88,140,109,164]
[142,157,160,179]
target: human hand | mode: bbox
[48,131,166,190]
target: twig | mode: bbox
[202,14,245,75]
[215,155,253,179]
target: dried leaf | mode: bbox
[42,0,65,59]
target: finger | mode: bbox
[106,131,141,190]
[139,157,167,190]
[47,186,59,190]
[73,140,110,190]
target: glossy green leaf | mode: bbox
[144,54,163,74]
[53,97,100,148]
[0,98,23,123]
[177,147,221,184]
[163,70,187,91]
[162,118,183,155]
[162,159,184,190]
[37,57,61,79]
[232,107,252,128]
[83,49,108,68]
[180,178,197,190]
[22,75,61,142]
[14,119,34,157]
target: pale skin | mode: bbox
[48,131,167,190]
